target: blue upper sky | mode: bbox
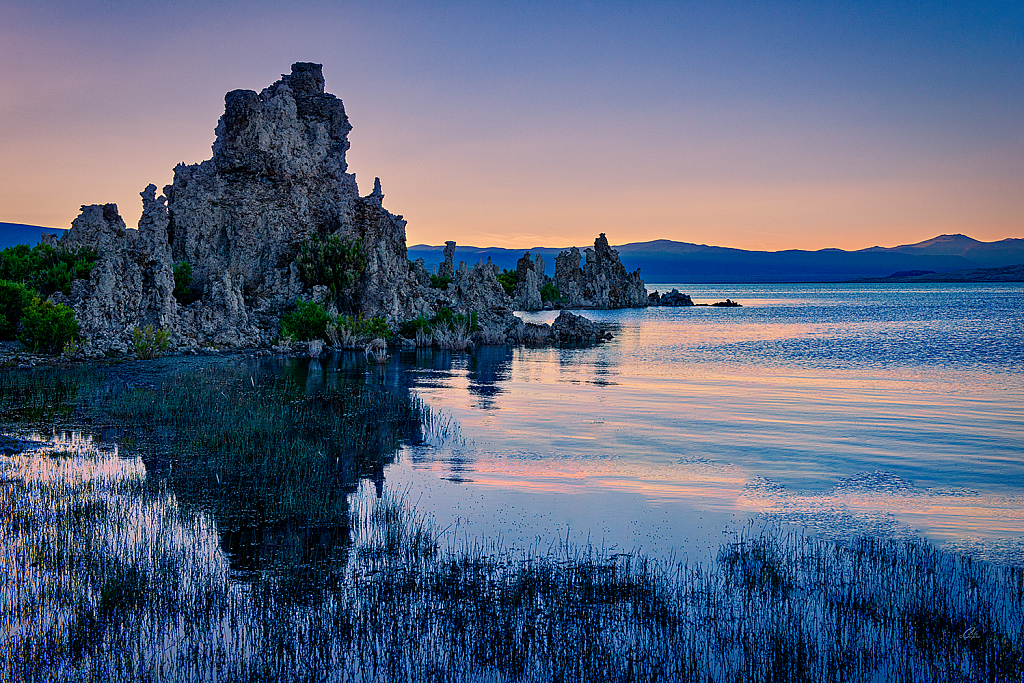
[1,0,1020,249]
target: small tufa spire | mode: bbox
[370,177,384,201]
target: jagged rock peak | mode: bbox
[553,233,648,309]
[210,61,352,179]
[369,177,384,201]
[280,61,326,96]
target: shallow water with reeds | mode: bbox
[1,282,1022,681]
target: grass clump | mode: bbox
[281,302,392,346]
[132,324,171,359]
[399,307,480,350]
[327,312,392,349]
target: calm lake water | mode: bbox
[373,283,1024,566]
[4,281,1022,681]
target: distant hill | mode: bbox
[0,223,65,249]
[409,234,1024,284]
[5,223,1021,283]
[855,263,1024,283]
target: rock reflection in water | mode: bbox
[0,355,434,583]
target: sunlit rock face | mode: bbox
[553,233,648,309]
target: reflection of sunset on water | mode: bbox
[384,284,1024,565]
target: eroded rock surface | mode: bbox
[648,288,694,306]
[513,252,544,311]
[552,234,647,309]
[54,200,176,353]
[52,62,607,353]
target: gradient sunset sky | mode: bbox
[1,1,1021,250]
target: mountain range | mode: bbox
[408,234,1024,283]
[3,223,1021,283]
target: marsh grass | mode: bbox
[0,365,99,423]
[1,363,1021,682]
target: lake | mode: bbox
[369,282,1024,566]
[3,281,1022,681]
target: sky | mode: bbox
[0,1,1021,251]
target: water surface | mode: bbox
[379,283,1024,565]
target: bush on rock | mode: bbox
[17,298,78,354]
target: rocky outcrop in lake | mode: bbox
[648,288,694,307]
[50,62,535,353]
[552,234,648,309]
[512,252,545,311]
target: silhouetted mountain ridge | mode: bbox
[0,223,65,249]
[408,234,1024,283]
[3,223,1020,283]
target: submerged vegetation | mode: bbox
[281,300,392,347]
[0,362,1022,681]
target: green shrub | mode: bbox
[0,279,34,340]
[433,307,479,333]
[0,244,34,284]
[541,281,564,303]
[281,300,330,341]
[398,314,433,340]
[133,324,172,359]
[172,261,201,305]
[429,274,452,289]
[0,243,97,297]
[497,268,518,296]
[17,298,78,354]
[338,313,391,340]
[296,235,365,311]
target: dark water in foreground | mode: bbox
[2,282,1022,681]
[375,283,1023,566]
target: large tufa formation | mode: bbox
[51,63,612,354]
[164,62,411,345]
[52,63,519,353]
[551,234,647,309]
